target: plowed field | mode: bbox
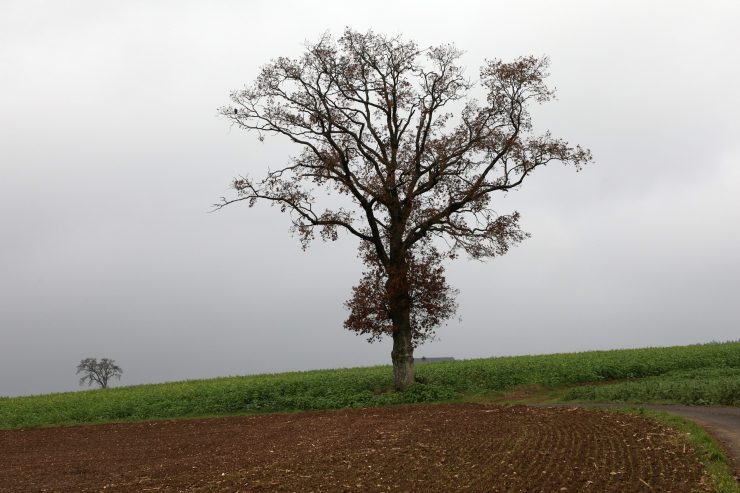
[0,404,707,492]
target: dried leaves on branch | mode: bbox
[343,242,458,346]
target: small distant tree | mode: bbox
[76,358,122,389]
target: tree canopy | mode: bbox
[218,29,591,389]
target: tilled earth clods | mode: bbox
[0,403,706,492]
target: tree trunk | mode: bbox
[391,321,414,390]
[387,259,415,390]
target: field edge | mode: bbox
[615,408,740,493]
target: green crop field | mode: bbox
[1,341,738,429]
[563,367,740,405]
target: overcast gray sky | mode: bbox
[1,0,738,397]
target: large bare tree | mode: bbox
[217,29,591,390]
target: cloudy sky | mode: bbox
[1,1,738,397]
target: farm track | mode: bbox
[0,403,708,492]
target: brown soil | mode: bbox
[527,402,740,480]
[0,403,708,492]
[636,405,740,480]
[489,382,740,480]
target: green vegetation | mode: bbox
[564,367,740,405]
[619,408,740,493]
[1,341,738,429]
